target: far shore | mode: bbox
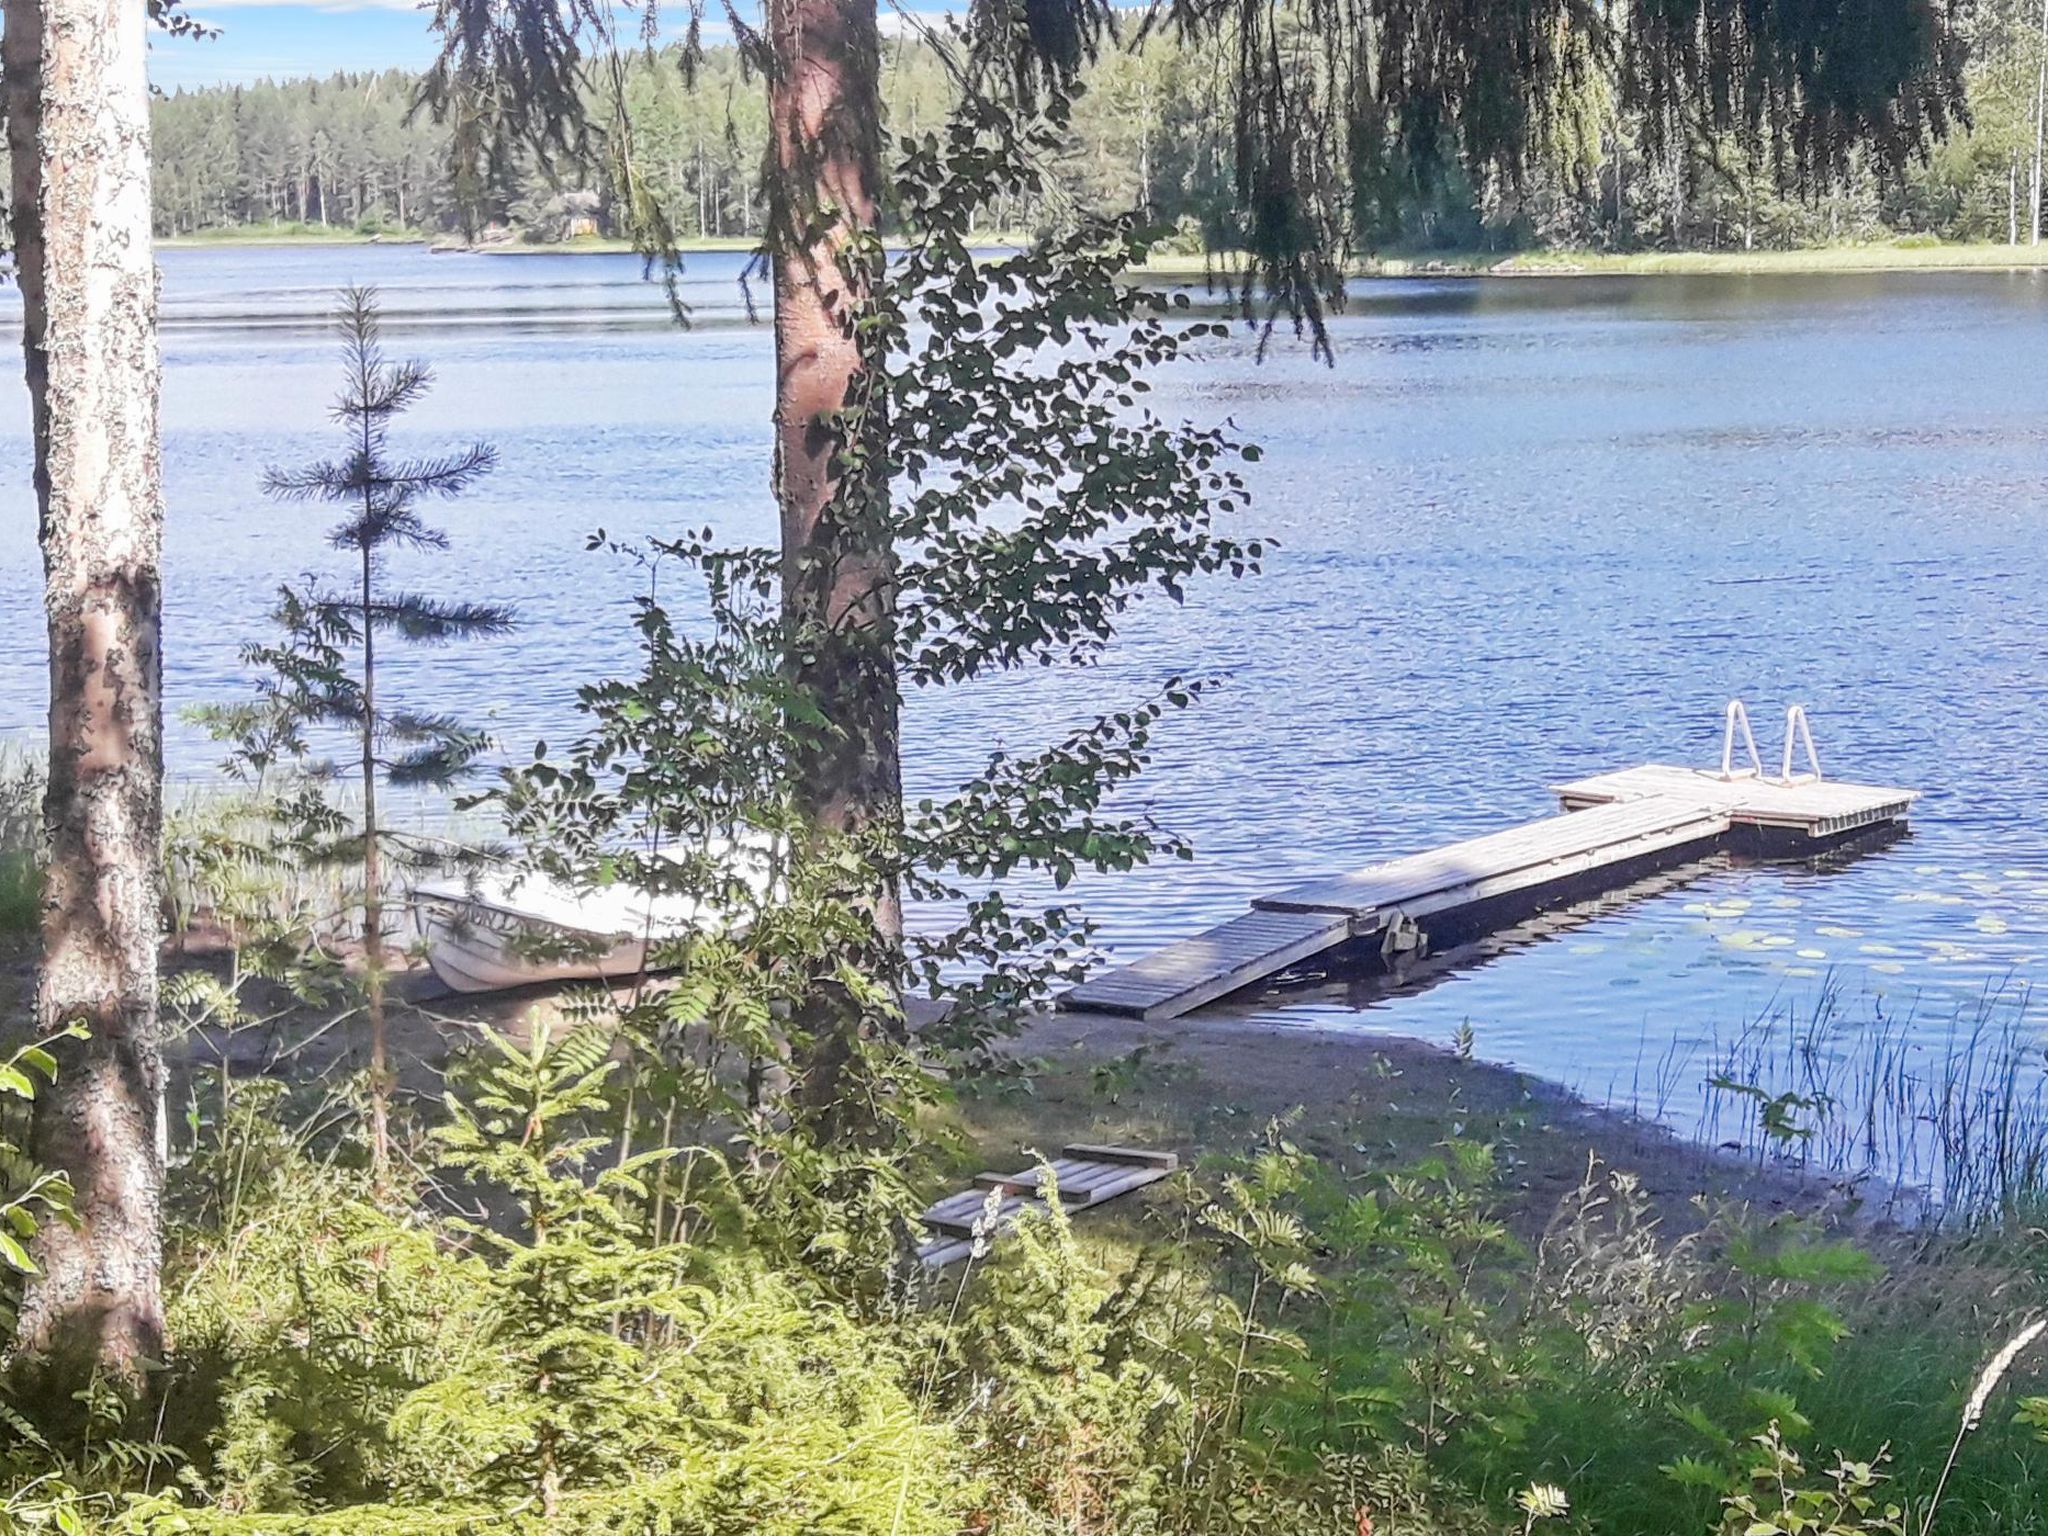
[160,227,430,249]
[1133,239,2048,281]
[165,228,2048,284]
[157,227,758,254]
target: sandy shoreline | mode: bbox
[0,934,1859,1238]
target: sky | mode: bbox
[156,0,942,91]
[158,2,442,89]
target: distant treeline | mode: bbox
[153,2,2048,253]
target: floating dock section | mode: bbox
[1061,707,1916,1023]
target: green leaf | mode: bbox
[0,1231,39,1274]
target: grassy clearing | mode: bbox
[962,1007,1823,1239]
[952,1010,2048,1536]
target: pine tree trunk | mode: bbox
[356,429,391,1188]
[3,0,168,1385]
[766,0,902,1130]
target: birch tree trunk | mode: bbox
[2033,0,2047,246]
[2011,151,2021,247]
[765,0,902,1130]
[3,0,168,1384]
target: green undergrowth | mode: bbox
[0,749,40,938]
[2,990,2045,1533]
[0,852,34,939]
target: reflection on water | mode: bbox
[2,245,2048,1153]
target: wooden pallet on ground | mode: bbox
[916,1144,1178,1268]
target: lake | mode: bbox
[3,244,2046,1174]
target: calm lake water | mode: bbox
[3,245,2047,1158]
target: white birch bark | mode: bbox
[4,0,168,1382]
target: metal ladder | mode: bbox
[1720,699,1822,786]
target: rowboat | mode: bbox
[412,843,771,994]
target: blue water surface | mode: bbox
[2,245,2045,1151]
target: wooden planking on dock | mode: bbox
[1061,908,1351,1020]
[1256,797,1732,920]
[1058,752,1918,1024]
[1553,764,1917,837]
[1065,799,1731,1021]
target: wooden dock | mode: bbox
[1061,715,1916,1023]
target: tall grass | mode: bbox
[0,746,42,939]
[0,738,501,952]
[162,774,503,950]
[1662,976,2048,1226]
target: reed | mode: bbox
[1617,976,2048,1226]
[1921,1318,2047,1535]
[160,767,503,948]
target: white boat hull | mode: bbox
[412,879,685,995]
[413,840,774,997]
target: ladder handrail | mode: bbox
[1720,699,1763,780]
[1781,704,1822,784]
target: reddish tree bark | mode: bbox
[4,0,169,1383]
[766,0,903,1124]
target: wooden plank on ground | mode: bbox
[1063,1144,1179,1170]
[984,1159,1174,1208]
[975,1159,1106,1203]
[919,1145,1178,1266]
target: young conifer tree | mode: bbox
[249,287,510,1184]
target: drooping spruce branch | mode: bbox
[416,0,1966,353]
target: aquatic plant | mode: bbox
[1670,978,2048,1224]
